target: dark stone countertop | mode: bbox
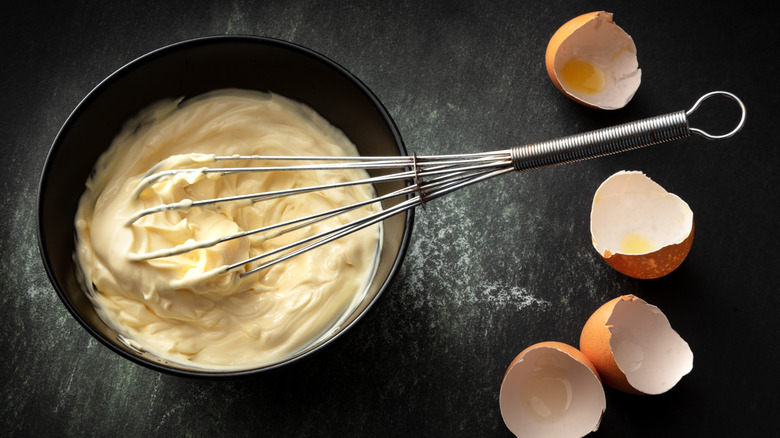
[2,1,778,436]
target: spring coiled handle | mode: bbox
[511,91,746,172]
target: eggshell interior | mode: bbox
[546,11,641,109]
[500,342,605,438]
[590,171,694,278]
[580,295,693,395]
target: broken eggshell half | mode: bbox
[579,295,693,395]
[545,11,641,109]
[590,170,694,279]
[499,341,606,438]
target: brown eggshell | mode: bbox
[545,11,608,94]
[500,341,606,437]
[579,296,640,394]
[591,171,695,279]
[545,11,640,109]
[580,295,693,395]
[602,223,694,279]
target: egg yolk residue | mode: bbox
[559,58,606,95]
[619,232,656,254]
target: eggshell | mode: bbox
[500,341,606,437]
[545,11,641,109]
[580,295,693,395]
[591,171,694,279]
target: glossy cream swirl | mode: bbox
[74,89,380,370]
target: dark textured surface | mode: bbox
[3,1,778,436]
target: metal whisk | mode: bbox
[126,91,745,277]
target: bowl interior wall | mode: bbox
[39,37,410,375]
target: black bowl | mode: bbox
[37,36,413,377]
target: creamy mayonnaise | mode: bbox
[74,89,380,370]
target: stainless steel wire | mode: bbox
[126,91,745,277]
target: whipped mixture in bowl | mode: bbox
[74,89,382,370]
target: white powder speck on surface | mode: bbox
[480,282,550,312]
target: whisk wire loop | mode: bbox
[125,91,745,277]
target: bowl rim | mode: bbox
[36,35,414,378]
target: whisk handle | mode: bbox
[510,91,746,172]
